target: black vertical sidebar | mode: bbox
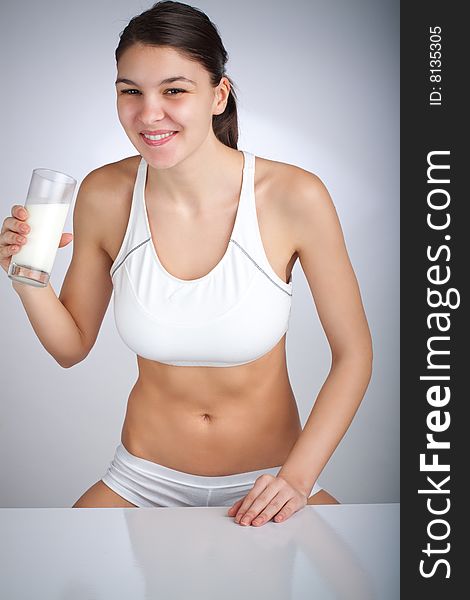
[401,3,465,597]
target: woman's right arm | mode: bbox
[2,168,114,368]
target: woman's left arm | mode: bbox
[229,169,373,526]
[277,169,373,496]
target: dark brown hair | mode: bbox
[115,1,239,149]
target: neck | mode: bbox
[145,135,243,213]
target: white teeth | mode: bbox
[143,132,175,141]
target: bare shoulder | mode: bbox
[80,154,140,197]
[77,155,140,255]
[284,163,345,259]
[255,155,330,211]
[255,156,336,248]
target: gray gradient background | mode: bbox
[0,0,399,507]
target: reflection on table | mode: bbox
[0,502,399,599]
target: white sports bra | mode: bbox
[109,150,293,367]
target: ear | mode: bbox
[213,76,231,115]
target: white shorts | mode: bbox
[101,443,323,507]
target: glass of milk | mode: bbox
[7,168,76,287]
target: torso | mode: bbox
[101,151,302,476]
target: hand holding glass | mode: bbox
[8,168,76,287]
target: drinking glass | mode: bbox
[8,168,76,287]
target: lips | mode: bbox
[141,130,177,135]
[140,131,178,147]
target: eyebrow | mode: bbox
[115,76,196,86]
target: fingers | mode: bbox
[227,498,244,516]
[1,205,30,260]
[248,492,293,526]
[58,232,73,247]
[1,204,72,264]
[12,204,28,220]
[233,474,304,526]
[233,474,277,523]
[236,490,284,525]
[5,230,27,246]
[2,206,29,235]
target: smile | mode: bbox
[140,131,178,146]
[143,132,176,140]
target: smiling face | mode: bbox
[115,43,230,167]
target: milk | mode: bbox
[12,202,70,273]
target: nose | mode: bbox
[138,96,166,124]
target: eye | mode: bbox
[119,88,186,96]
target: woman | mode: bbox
[1,1,372,526]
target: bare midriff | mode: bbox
[108,151,303,477]
[121,334,303,476]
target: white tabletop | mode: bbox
[0,503,399,600]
